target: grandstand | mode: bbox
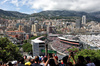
[58,37,80,46]
[48,35,80,54]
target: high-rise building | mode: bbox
[31,23,39,33]
[31,24,34,32]
[23,25,31,33]
[46,22,51,34]
[82,15,86,24]
[18,25,22,31]
[76,19,81,28]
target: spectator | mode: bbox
[39,57,42,64]
[23,55,27,63]
[3,63,7,66]
[8,62,13,66]
[25,62,31,66]
[18,57,25,66]
[0,62,2,66]
[55,56,58,61]
[75,56,86,66]
[59,56,73,66]
[60,60,63,64]
[94,58,100,66]
[48,59,57,66]
[12,61,17,66]
[45,53,58,66]
[45,58,57,66]
[85,57,95,66]
[25,57,32,66]
[30,59,34,64]
[59,56,68,66]
[40,57,47,66]
[31,56,41,66]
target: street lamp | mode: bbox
[45,38,48,56]
[45,24,49,56]
[45,16,50,56]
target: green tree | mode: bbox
[67,47,100,63]
[22,36,45,53]
[22,36,39,53]
[29,36,40,40]
[67,46,79,53]
[74,49,100,62]
[22,43,32,52]
[0,37,22,62]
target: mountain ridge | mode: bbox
[0,9,100,22]
[0,9,28,19]
[31,10,100,22]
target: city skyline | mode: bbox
[0,0,100,14]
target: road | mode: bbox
[48,42,65,60]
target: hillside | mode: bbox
[0,9,28,19]
[0,9,100,22]
[31,10,100,22]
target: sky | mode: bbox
[0,0,100,14]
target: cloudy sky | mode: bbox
[0,0,100,14]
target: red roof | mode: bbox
[60,40,79,45]
[8,35,16,38]
[6,31,24,32]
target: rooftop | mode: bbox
[6,31,25,32]
[31,39,45,43]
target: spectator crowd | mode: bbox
[51,37,79,54]
[0,53,97,66]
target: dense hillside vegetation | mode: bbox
[31,10,100,22]
[0,9,28,19]
[1,9,100,22]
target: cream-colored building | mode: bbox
[18,25,22,31]
[31,23,39,33]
